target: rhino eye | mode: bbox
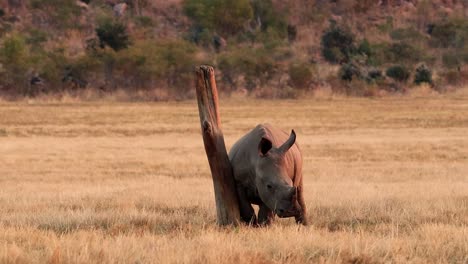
[267,184,273,190]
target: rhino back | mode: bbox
[229,124,303,188]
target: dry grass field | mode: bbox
[0,95,467,263]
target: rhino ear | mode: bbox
[278,129,296,154]
[258,137,273,156]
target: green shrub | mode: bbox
[32,51,68,91]
[30,0,82,30]
[390,27,423,41]
[357,39,372,57]
[135,16,154,28]
[183,0,253,36]
[0,33,31,93]
[430,22,457,48]
[442,52,461,69]
[26,29,48,48]
[287,25,297,42]
[365,43,388,66]
[251,0,288,38]
[62,54,102,88]
[414,64,432,85]
[96,19,130,51]
[386,65,410,82]
[385,42,422,64]
[0,34,27,65]
[339,63,382,84]
[321,25,355,64]
[377,16,393,33]
[288,63,313,89]
[367,68,383,81]
[218,46,277,91]
[116,40,197,94]
[254,27,287,49]
[430,19,468,48]
[339,63,361,81]
[186,26,213,47]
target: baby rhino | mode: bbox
[229,124,307,226]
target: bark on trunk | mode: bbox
[195,65,241,226]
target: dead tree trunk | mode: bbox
[195,65,241,226]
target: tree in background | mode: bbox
[0,33,29,94]
[321,24,355,64]
[250,0,288,39]
[414,64,432,85]
[94,18,131,90]
[96,19,130,51]
[183,0,253,36]
[386,65,410,83]
[288,63,313,89]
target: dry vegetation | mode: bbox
[0,94,468,263]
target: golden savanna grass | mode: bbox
[0,95,467,263]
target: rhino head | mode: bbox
[255,130,301,218]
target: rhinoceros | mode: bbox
[229,123,307,225]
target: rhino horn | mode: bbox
[278,129,296,154]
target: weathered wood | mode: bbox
[195,65,241,226]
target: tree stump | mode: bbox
[195,65,241,226]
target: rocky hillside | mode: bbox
[0,0,467,99]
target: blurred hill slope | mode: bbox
[0,0,467,99]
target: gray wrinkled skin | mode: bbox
[229,124,308,226]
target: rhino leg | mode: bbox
[258,203,274,226]
[295,186,308,225]
[236,186,257,225]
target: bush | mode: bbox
[116,40,197,95]
[0,34,29,93]
[390,27,423,41]
[0,33,67,95]
[385,42,422,64]
[61,54,102,89]
[26,28,48,47]
[0,34,27,65]
[442,52,461,69]
[218,46,277,91]
[321,25,355,64]
[288,63,313,89]
[30,0,82,30]
[386,65,410,82]
[96,19,130,51]
[135,16,154,28]
[186,26,213,47]
[357,39,372,57]
[183,0,253,36]
[368,69,383,80]
[251,0,288,38]
[414,64,432,85]
[287,25,297,42]
[339,63,382,84]
[377,16,394,33]
[339,63,361,81]
[430,19,468,48]
[364,43,388,66]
